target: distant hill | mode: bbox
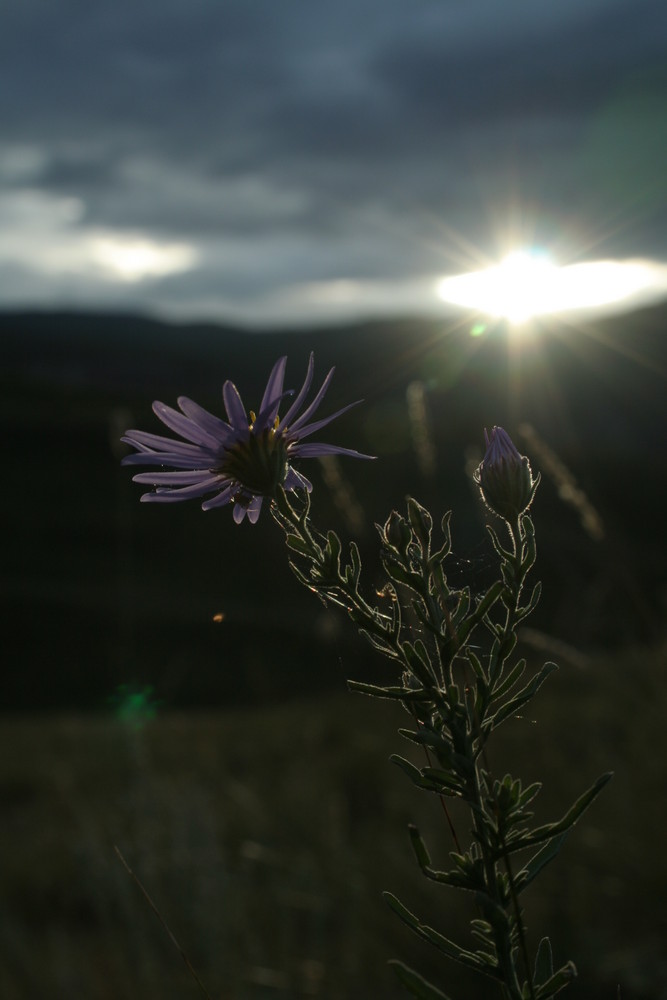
[2,306,665,709]
[2,303,666,449]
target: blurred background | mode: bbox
[2,2,666,998]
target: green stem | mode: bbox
[469,767,523,1000]
[466,514,536,999]
[501,835,535,1000]
[498,514,536,1000]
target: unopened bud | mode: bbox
[407,497,433,547]
[383,509,412,556]
[474,426,537,521]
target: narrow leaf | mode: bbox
[408,825,432,870]
[516,834,567,894]
[358,627,400,658]
[420,766,465,793]
[518,781,542,808]
[403,639,437,687]
[348,540,362,587]
[383,893,501,979]
[457,581,504,645]
[534,936,554,986]
[388,960,453,1000]
[390,754,424,784]
[385,561,427,594]
[398,727,449,754]
[440,510,453,544]
[508,773,613,854]
[518,580,542,620]
[412,598,442,636]
[451,587,471,627]
[326,529,342,560]
[285,534,311,555]
[490,658,526,701]
[467,648,487,683]
[535,961,577,999]
[390,756,462,795]
[486,523,514,560]
[347,679,434,702]
[489,661,558,728]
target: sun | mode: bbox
[436,250,665,323]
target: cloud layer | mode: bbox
[2,0,666,323]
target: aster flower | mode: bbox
[121,353,373,523]
[474,426,538,522]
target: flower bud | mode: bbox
[382,509,412,557]
[474,426,537,521]
[407,497,433,547]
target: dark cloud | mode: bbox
[1,0,666,321]
[374,0,667,126]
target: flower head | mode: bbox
[121,353,373,523]
[474,426,537,521]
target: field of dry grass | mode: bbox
[2,642,666,999]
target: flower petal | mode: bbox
[153,401,221,448]
[122,451,215,469]
[152,475,227,500]
[121,430,208,456]
[290,442,374,459]
[141,489,217,504]
[201,485,236,511]
[285,364,335,433]
[254,389,294,433]
[484,426,522,465]
[177,396,234,439]
[278,352,315,429]
[288,399,363,441]
[257,357,287,425]
[246,496,264,523]
[223,381,249,429]
[284,467,313,492]
[131,470,217,485]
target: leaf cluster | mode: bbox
[271,489,610,1000]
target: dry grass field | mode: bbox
[2,641,666,999]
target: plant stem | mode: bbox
[501,836,536,1000]
[469,767,524,1000]
[496,514,536,1000]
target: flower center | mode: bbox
[216,426,289,498]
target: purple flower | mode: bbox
[121,353,373,523]
[474,426,537,521]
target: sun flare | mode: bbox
[436,251,666,323]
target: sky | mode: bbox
[1,0,667,327]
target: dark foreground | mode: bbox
[2,642,666,999]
